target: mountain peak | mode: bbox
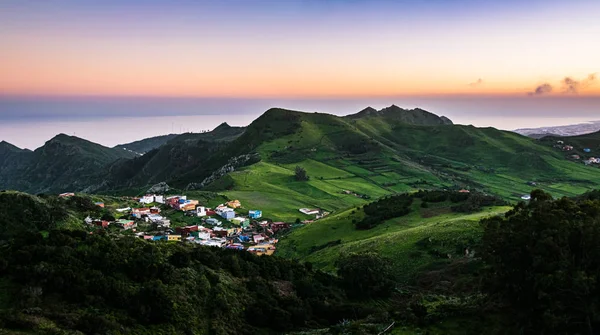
[213,122,232,131]
[346,105,452,126]
[0,140,24,153]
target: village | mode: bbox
[74,193,328,256]
[555,140,600,166]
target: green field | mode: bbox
[277,199,511,282]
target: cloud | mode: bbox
[527,83,553,96]
[468,78,483,87]
[561,73,597,94]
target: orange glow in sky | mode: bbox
[1,1,599,98]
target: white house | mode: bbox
[154,195,164,204]
[521,195,531,200]
[139,195,155,204]
[196,206,207,217]
[299,208,320,215]
[116,207,131,213]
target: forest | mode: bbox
[2,190,600,334]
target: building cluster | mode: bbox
[555,141,597,166]
[84,193,287,256]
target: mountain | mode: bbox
[514,120,600,138]
[191,106,600,221]
[114,133,178,155]
[0,134,136,193]
[88,123,247,193]
[346,104,453,125]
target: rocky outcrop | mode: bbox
[186,153,260,190]
[147,182,170,194]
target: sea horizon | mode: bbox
[1,95,599,150]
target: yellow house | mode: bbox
[167,234,182,241]
[227,200,241,208]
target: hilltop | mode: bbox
[195,106,600,221]
[0,134,135,194]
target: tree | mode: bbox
[294,166,309,181]
[480,190,600,334]
[336,252,395,299]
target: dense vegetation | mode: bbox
[355,194,413,229]
[480,189,600,334]
[0,230,394,334]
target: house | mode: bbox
[248,210,262,219]
[196,206,207,217]
[132,208,150,218]
[557,140,564,144]
[216,206,235,220]
[458,189,470,193]
[563,145,574,151]
[271,222,290,233]
[191,231,211,240]
[213,229,228,238]
[521,195,531,201]
[299,208,320,215]
[139,195,156,204]
[150,206,161,214]
[253,234,266,244]
[117,219,136,230]
[205,218,222,226]
[94,202,105,208]
[226,243,245,250]
[167,235,182,241]
[572,155,581,160]
[146,214,164,223]
[84,216,93,225]
[59,192,75,198]
[227,200,241,208]
[526,181,537,186]
[152,235,167,241]
[584,157,600,165]
[584,148,592,153]
[143,235,154,240]
[176,225,199,235]
[237,235,251,243]
[154,195,164,204]
[206,209,216,216]
[157,219,171,228]
[116,207,131,213]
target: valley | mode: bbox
[2,106,600,334]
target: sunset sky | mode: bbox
[1,0,599,98]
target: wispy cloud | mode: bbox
[561,73,597,94]
[527,83,553,96]
[468,78,483,87]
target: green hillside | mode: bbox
[0,135,136,194]
[200,107,600,221]
[91,123,247,193]
[277,194,510,282]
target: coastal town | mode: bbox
[67,192,327,256]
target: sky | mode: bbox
[0,0,599,149]
[1,0,599,97]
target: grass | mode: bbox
[277,199,510,282]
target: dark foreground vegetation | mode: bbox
[2,190,600,334]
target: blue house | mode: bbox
[249,210,262,219]
[220,210,235,220]
[584,148,592,153]
[152,235,167,241]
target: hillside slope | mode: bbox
[203,107,600,221]
[90,123,247,193]
[114,133,178,155]
[0,135,136,194]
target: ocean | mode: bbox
[1,96,599,150]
